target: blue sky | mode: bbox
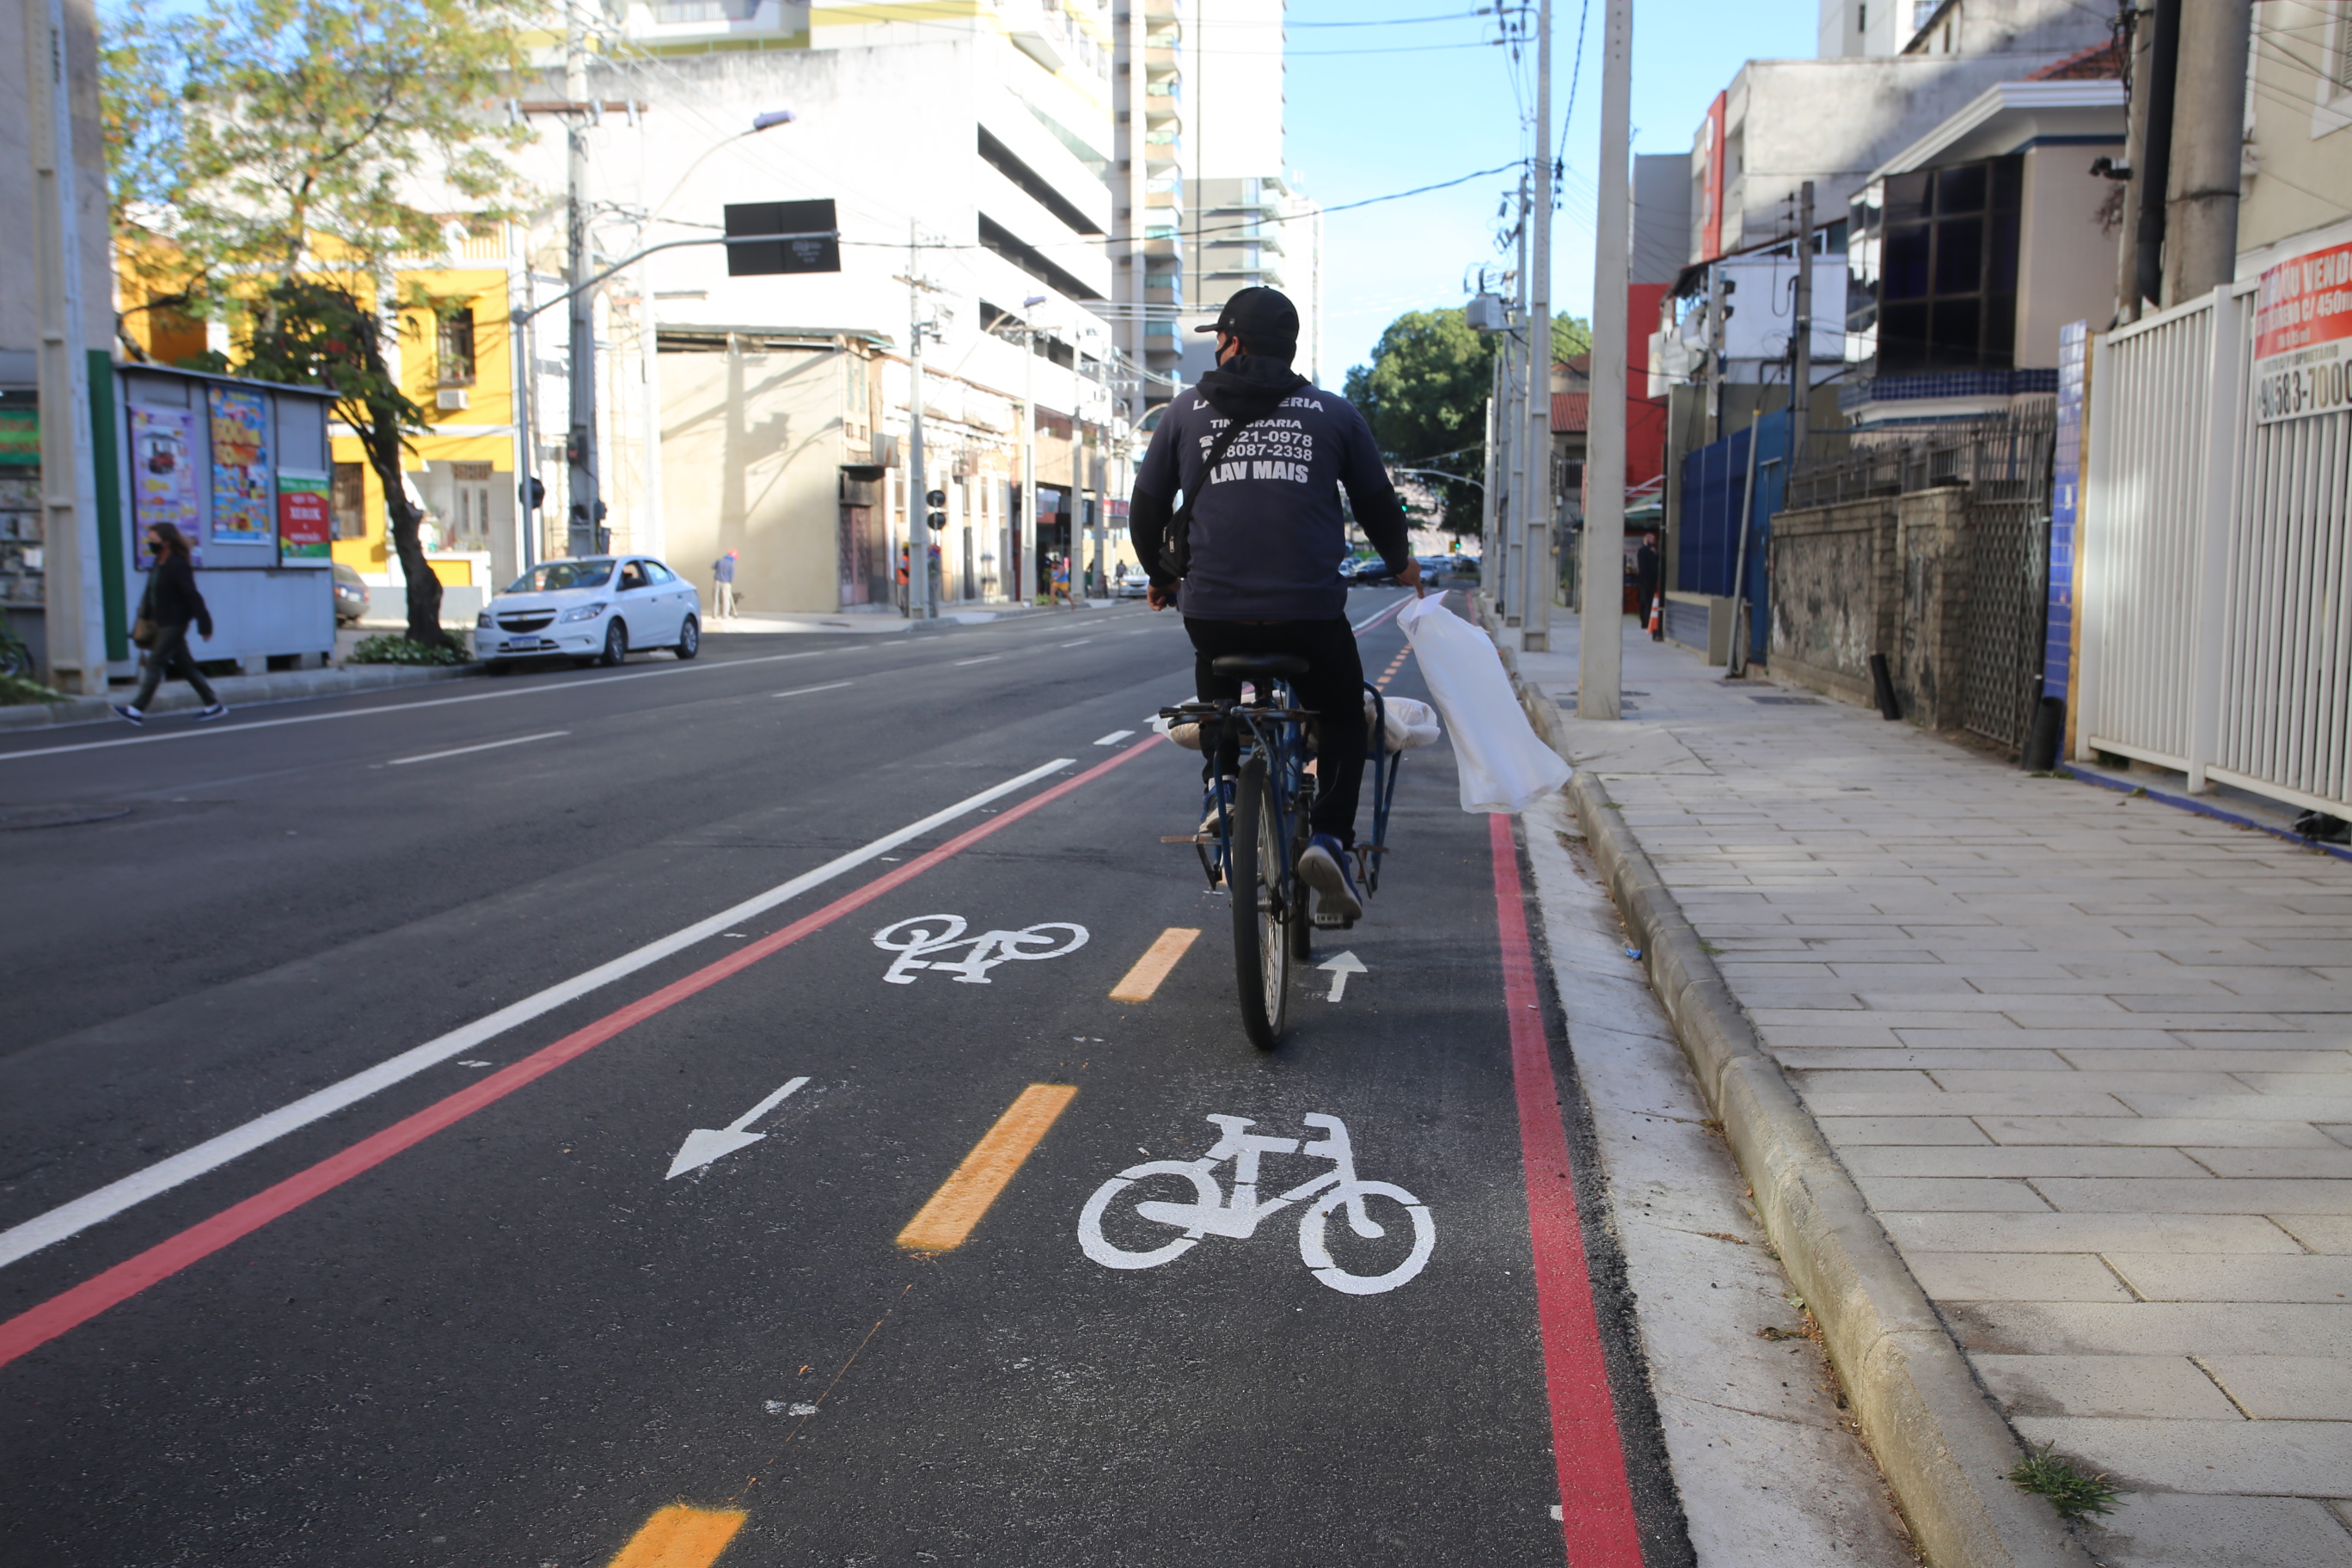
[1282,0,1817,382]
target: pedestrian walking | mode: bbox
[1634,530,1664,640]
[113,521,226,725]
[711,549,739,620]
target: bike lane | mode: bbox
[0,605,1688,1566]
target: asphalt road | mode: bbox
[0,595,1691,1566]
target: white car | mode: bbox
[475,554,702,669]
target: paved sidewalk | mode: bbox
[1509,620,2352,1566]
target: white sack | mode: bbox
[1166,692,1442,754]
[1396,594,1571,813]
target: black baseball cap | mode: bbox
[1196,286,1299,357]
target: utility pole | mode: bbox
[1791,180,1815,456]
[1521,0,1556,652]
[2112,1,2155,324]
[1577,0,1632,720]
[2130,0,2183,316]
[2161,0,2251,305]
[1020,333,1037,605]
[905,225,934,620]
[1704,264,1727,442]
[24,0,107,695]
[1504,170,1531,626]
[564,2,601,559]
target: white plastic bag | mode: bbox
[1396,594,1571,813]
[1366,691,1442,750]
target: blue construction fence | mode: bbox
[1675,409,1789,665]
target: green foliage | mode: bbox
[347,635,470,667]
[1553,313,1594,364]
[1344,309,1496,536]
[100,0,534,648]
[2007,1443,2123,1522]
[0,674,70,707]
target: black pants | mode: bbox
[1185,616,1366,848]
[132,622,217,708]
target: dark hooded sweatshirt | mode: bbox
[1130,354,1412,622]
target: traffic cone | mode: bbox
[1647,592,1662,636]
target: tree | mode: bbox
[100,0,530,646]
[1344,308,1598,535]
[1344,309,1495,535]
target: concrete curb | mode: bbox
[0,661,479,732]
[1469,597,2087,1565]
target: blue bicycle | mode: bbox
[1161,655,1405,1050]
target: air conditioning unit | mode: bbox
[437,388,470,411]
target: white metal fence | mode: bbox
[2079,280,2352,818]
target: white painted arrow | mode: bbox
[666,1075,810,1179]
[1318,951,1368,1002]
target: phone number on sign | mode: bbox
[2256,355,2350,425]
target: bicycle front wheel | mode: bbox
[1229,755,1289,1050]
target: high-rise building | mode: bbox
[1108,0,1187,411]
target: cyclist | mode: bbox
[1130,286,1421,924]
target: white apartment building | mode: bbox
[506,0,1126,610]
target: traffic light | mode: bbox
[520,475,545,511]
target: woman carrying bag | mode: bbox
[113,522,228,726]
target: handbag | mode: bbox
[131,583,157,650]
[1162,411,1267,579]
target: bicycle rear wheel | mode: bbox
[1229,755,1289,1050]
[1287,776,1315,965]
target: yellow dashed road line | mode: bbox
[897,1083,1078,1252]
[1109,927,1201,1001]
[604,1504,747,1568]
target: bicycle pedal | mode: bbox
[1311,911,1353,930]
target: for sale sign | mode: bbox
[2253,238,2352,425]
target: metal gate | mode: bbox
[1957,412,2057,752]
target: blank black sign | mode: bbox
[724,199,841,276]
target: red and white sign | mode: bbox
[2252,238,2352,425]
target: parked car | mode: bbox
[331,561,370,625]
[475,555,702,670]
[1346,557,1402,587]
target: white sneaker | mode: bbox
[198,703,230,721]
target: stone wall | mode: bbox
[1768,485,1976,729]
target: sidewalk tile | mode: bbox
[1804,1090,2136,1117]
[1949,1301,2352,1358]
[2092,1492,2352,1566]
[1774,1048,2075,1071]
[1897,1029,2184,1050]
[1815,1116,1991,1145]
[1906,1255,2135,1302]
[1857,1176,2055,1210]
[2186,1148,2352,1178]
[1926,1070,2251,1096]
[2197,1357,2352,1420]
[2117,1094,2352,1121]
[1884,1213,2301,1253]
[1978,1117,2344,1148]
[2104,1253,2352,1302]
[2010,1414,2352,1498]
[2035,1179,2352,1214]
[2271,1216,2352,1253]
[1844,1147,2204,1178]
[1970,1353,2240,1417]
[2058,1048,2352,1070]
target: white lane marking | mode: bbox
[666,1075,810,1179]
[1318,950,1368,1002]
[0,756,1077,1272]
[1350,594,1411,635]
[0,648,855,763]
[953,656,1000,666]
[1092,729,1135,746]
[1062,639,1093,647]
[775,681,854,698]
[1075,1112,1434,1295]
[388,730,568,766]
[872,915,1088,985]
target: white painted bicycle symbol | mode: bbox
[873,915,1089,985]
[1077,1112,1435,1295]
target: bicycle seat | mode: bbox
[1212,653,1309,682]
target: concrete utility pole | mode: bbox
[905,226,934,620]
[564,3,601,559]
[1704,264,1726,441]
[1791,180,1815,453]
[1505,170,1531,626]
[2112,1,2156,325]
[1577,0,1632,721]
[25,0,107,695]
[2130,0,2183,315]
[1020,332,1038,605]
[1520,0,1556,652]
[2161,0,2251,306]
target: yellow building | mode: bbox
[116,227,532,621]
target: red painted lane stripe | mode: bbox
[1489,812,1645,1565]
[0,738,1168,1373]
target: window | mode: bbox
[331,462,367,541]
[1850,153,2022,375]
[436,307,477,387]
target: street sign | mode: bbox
[724,199,841,276]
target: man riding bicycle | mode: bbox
[1130,286,1422,926]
